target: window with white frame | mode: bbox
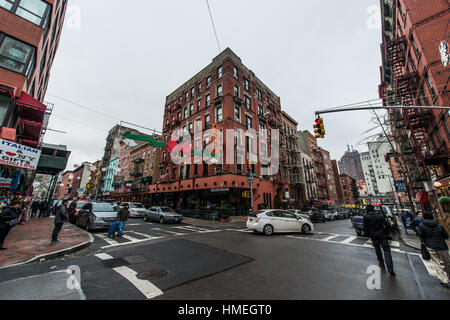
[183,107,188,119]
[206,76,211,87]
[217,85,222,97]
[234,106,241,122]
[189,104,194,116]
[233,66,238,78]
[216,106,223,122]
[246,116,252,129]
[244,95,251,110]
[206,94,210,106]
[197,99,201,111]
[234,85,239,97]
[217,65,222,78]
[244,77,249,91]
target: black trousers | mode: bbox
[52,223,64,241]
[372,237,394,272]
[0,227,12,247]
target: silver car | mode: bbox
[120,202,148,218]
[76,202,118,231]
[144,206,183,224]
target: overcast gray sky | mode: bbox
[44,0,384,170]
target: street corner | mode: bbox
[0,219,93,269]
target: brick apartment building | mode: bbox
[303,130,327,204]
[57,162,92,200]
[319,148,339,205]
[0,0,68,192]
[147,48,289,214]
[379,0,450,221]
[338,173,358,205]
[89,160,102,197]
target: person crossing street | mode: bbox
[363,205,396,276]
[117,203,130,237]
[52,199,69,243]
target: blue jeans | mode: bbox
[118,221,125,235]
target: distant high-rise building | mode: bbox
[338,146,365,181]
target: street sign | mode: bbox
[247,177,254,184]
[86,183,94,190]
[394,180,407,193]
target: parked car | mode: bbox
[76,202,119,231]
[288,210,311,221]
[309,210,327,223]
[120,202,148,218]
[323,210,335,221]
[247,209,314,236]
[144,207,183,224]
[68,201,88,224]
[352,206,394,236]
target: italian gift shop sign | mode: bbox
[0,139,41,170]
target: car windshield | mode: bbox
[93,203,115,212]
[130,204,144,209]
[160,207,174,213]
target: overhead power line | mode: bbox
[206,0,221,53]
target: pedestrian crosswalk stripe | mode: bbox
[128,231,161,239]
[320,235,341,242]
[151,228,185,236]
[95,233,119,246]
[120,234,141,242]
[173,226,220,233]
[390,241,400,248]
[340,236,357,244]
[113,266,163,299]
[95,253,113,260]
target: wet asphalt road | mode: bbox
[0,218,448,300]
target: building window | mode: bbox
[217,65,222,78]
[246,116,252,130]
[0,34,35,75]
[197,82,201,94]
[206,94,210,107]
[424,72,436,101]
[258,105,264,116]
[188,122,193,134]
[234,106,241,122]
[1,0,51,28]
[217,85,222,97]
[189,104,194,116]
[234,85,239,97]
[190,87,195,98]
[206,76,211,88]
[197,99,201,111]
[185,91,189,102]
[257,88,262,100]
[216,106,222,122]
[233,66,238,78]
[410,33,421,60]
[244,77,250,91]
[205,114,210,127]
[244,95,251,110]
[183,107,188,119]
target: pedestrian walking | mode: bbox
[31,200,40,218]
[68,199,78,224]
[17,200,29,224]
[0,199,21,250]
[52,199,69,243]
[116,203,130,237]
[418,213,450,289]
[363,205,396,276]
[410,212,423,236]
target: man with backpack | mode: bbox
[363,205,396,276]
[418,213,449,289]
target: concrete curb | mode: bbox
[396,218,421,251]
[0,225,94,270]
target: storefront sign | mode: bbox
[242,191,251,198]
[0,139,41,170]
[211,188,229,193]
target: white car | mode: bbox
[247,209,314,236]
[120,202,148,218]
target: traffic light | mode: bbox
[313,117,325,138]
[247,160,251,173]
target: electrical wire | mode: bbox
[206,0,221,53]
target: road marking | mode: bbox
[101,236,163,249]
[390,241,400,248]
[173,226,220,233]
[320,235,341,242]
[95,253,114,260]
[120,234,142,242]
[126,223,142,226]
[94,253,163,299]
[420,256,438,279]
[95,233,119,246]
[340,236,357,244]
[151,228,185,236]
[113,266,163,299]
[128,231,162,239]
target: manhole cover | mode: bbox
[136,269,168,280]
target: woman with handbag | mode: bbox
[0,199,20,250]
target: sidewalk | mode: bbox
[396,217,450,251]
[0,218,93,269]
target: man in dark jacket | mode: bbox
[31,200,40,219]
[418,213,449,288]
[52,199,69,243]
[0,199,20,250]
[116,203,130,237]
[363,205,395,276]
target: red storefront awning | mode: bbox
[15,91,46,123]
[415,191,429,203]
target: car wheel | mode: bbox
[159,216,164,224]
[301,224,311,235]
[263,224,274,236]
